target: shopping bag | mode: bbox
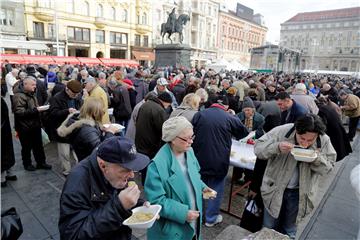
[1,207,23,240]
[239,198,263,232]
[41,128,50,146]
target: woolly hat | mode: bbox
[67,80,82,93]
[162,116,193,142]
[242,96,255,109]
[157,92,172,103]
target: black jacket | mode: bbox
[13,83,42,132]
[1,98,15,171]
[110,85,132,121]
[172,82,186,105]
[57,114,114,161]
[192,105,249,178]
[59,152,143,240]
[280,100,308,124]
[48,89,82,142]
[135,97,168,158]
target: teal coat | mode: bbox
[144,143,207,240]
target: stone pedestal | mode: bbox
[154,44,191,69]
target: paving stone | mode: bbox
[1,190,29,214]
[32,206,60,236]
[307,221,356,240]
[18,211,50,240]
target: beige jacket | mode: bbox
[254,124,336,223]
[343,94,360,118]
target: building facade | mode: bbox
[280,7,360,72]
[217,4,267,68]
[23,0,153,63]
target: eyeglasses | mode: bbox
[176,135,195,143]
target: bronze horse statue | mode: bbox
[161,14,190,44]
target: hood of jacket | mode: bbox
[57,113,97,138]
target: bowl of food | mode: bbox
[38,105,50,111]
[291,148,317,162]
[123,205,162,229]
[103,123,125,133]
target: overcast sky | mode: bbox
[227,0,359,43]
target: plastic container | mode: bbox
[123,205,162,229]
[291,148,317,162]
[38,105,50,111]
[103,123,125,133]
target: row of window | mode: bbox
[222,25,263,44]
[283,21,359,30]
[0,8,14,26]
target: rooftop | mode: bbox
[285,7,360,23]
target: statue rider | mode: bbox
[166,8,176,33]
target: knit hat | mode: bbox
[242,97,255,109]
[67,80,82,93]
[162,116,193,142]
[157,92,172,103]
[157,77,169,86]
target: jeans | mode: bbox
[263,188,299,239]
[201,176,226,224]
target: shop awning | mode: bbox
[0,54,25,64]
[0,39,49,51]
[52,56,80,65]
[132,51,155,61]
[99,58,139,67]
[22,55,55,64]
[77,57,102,65]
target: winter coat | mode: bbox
[135,97,168,158]
[172,82,186,105]
[192,105,249,178]
[132,77,149,104]
[59,151,144,240]
[318,87,339,104]
[318,105,352,161]
[170,105,198,122]
[125,100,144,141]
[290,93,319,114]
[152,88,178,109]
[13,82,42,132]
[232,80,249,101]
[280,100,308,124]
[255,124,336,223]
[342,94,360,118]
[237,111,265,139]
[48,89,82,142]
[57,113,114,161]
[1,98,15,171]
[145,144,207,240]
[110,85,132,121]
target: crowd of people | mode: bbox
[1,61,360,239]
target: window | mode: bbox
[67,27,90,42]
[97,4,103,17]
[135,34,141,46]
[142,13,147,25]
[137,15,140,24]
[37,0,52,8]
[96,30,105,43]
[33,22,44,38]
[48,23,55,39]
[143,36,148,47]
[110,32,127,44]
[81,1,89,16]
[0,9,14,26]
[122,9,127,22]
[111,7,116,20]
[66,0,74,13]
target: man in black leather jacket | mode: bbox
[59,137,150,240]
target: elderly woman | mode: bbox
[170,93,201,122]
[144,116,215,240]
[237,97,265,139]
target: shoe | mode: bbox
[1,181,7,187]
[5,175,17,181]
[36,163,52,170]
[205,214,223,227]
[24,165,36,171]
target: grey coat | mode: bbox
[170,105,198,122]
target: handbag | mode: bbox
[239,198,263,233]
[1,207,23,240]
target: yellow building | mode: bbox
[24,0,154,64]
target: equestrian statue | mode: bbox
[161,8,190,44]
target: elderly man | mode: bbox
[79,69,89,84]
[83,76,110,124]
[275,92,308,125]
[255,114,336,238]
[318,83,339,104]
[152,77,178,109]
[5,68,19,109]
[339,90,360,141]
[290,83,318,114]
[13,76,52,171]
[59,136,150,240]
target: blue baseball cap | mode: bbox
[97,137,150,171]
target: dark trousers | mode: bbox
[348,116,360,140]
[18,128,46,167]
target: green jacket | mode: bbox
[144,144,207,240]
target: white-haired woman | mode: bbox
[170,93,201,122]
[145,116,215,240]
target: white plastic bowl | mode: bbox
[38,105,50,111]
[123,204,162,229]
[103,123,125,133]
[108,108,114,115]
[291,148,317,162]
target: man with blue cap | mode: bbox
[59,136,150,240]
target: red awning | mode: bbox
[77,57,102,65]
[0,54,25,64]
[99,58,139,67]
[132,51,155,61]
[22,55,55,64]
[52,56,80,65]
